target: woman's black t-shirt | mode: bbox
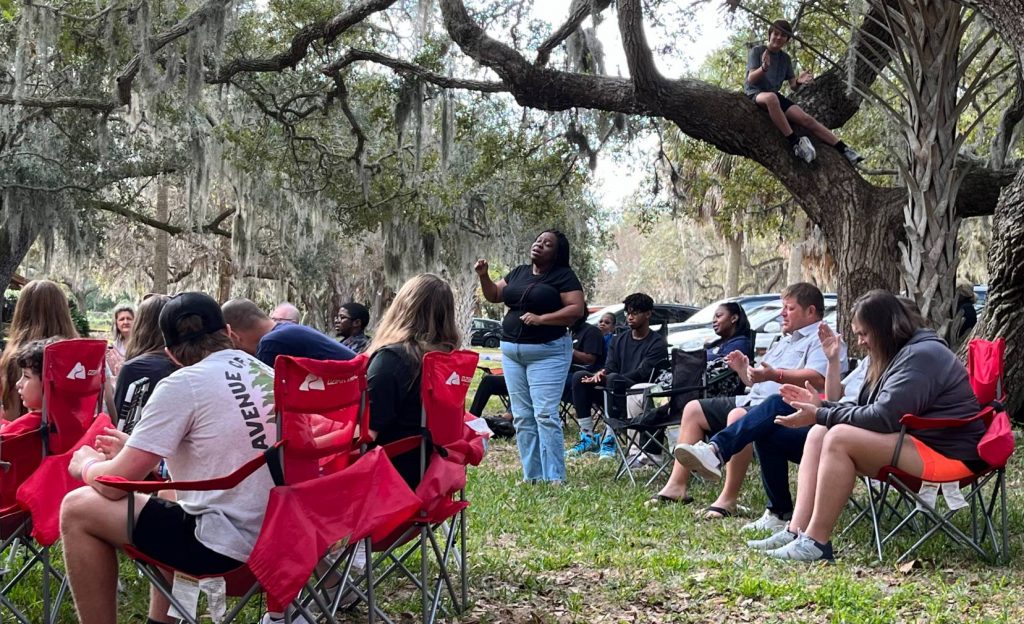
[501,264,583,344]
[367,345,427,488]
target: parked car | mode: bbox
[664,294,781,337]
[469,317,502,348]
[666,294,838,357]
[586,303,699,333]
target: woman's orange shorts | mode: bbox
[908,436,974,481]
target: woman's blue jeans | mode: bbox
[501,334,572,482]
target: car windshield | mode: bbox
[747,305,783,328]
[686,297,779,326]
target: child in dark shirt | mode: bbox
[746,19,863,165]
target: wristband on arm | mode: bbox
[80,458,101,483]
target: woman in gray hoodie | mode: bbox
[752,290,983,562]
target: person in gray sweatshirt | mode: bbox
[758,290,983,562]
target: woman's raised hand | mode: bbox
[473,259,489,277]
[818,323,843,362]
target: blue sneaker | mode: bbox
[568,432,599,456]
[598,433,617,460]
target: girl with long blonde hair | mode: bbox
[366,274,461,487]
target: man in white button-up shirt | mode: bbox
[653,284,845,518]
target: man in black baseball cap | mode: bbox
[61,291,281,624]
[158,291,227,349]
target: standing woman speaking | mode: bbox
[475,230,584,483]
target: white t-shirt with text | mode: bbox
[126,349,278,562]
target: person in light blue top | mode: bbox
[705,302,753,361]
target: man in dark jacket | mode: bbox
[569,293,667,457]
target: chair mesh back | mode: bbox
[420,350,479,448]
[667,348,707,413]
[42,339,107,453]
[967,338,1006,406]
[273,355,368,482]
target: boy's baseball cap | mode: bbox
[159,292,227,347]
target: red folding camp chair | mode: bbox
[362,349,486,624]
[1,338,108,623]
[96,354,419,624]
[856,338,1012,562]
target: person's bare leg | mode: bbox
[755,92,794,135]
[147,570,175,622]
[804,426,924,544]
[787,424,828,534]
[785,106,840,145]
[60,488,149,624]
[655,400,710,500]
[707,407,751,514]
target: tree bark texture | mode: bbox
[724,231,743,298]
[152,182,170,294]
[893,0,964,339]
[973,169,1024,416]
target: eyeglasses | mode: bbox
[334,314,352,321]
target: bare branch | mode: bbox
[0,93,119,112]
[322,48,506,92]
[535,0,613,66]
[88,200,234,237]
[209,0,400,83]
[117,0,233,104]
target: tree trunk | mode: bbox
[724,231,742,297]
[0,224,38,306]
[217,234,234,303]
[894,1,964,339]
[975,169,1024,416]
[152,181,170,294]
[814,184,905,345]
[787,213,808,286]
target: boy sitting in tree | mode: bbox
[745,19,864,165]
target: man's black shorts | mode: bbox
[133,497,244,576]
[749,91,796,112]
[696,396,746,435]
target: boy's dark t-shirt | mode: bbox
[501,264,583,344]
[744,45,795,96]
[606,330,669,384]
[114,352,178,414]
[572,322,606,373]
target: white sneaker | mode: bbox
[747,528,797,551]
[261,613,311,624]
[672,441,722,481]
[741,509,789,533]
[794,136,816,163]
[842,146,864,164]
[627,452,663,469]
[766,532,834,562]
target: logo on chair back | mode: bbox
[445,371,461,386]
[67,362,87,380]
[299,373,325,391]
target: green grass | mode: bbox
[6,360,1023,622]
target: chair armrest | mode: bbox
[95,446,274,494]
[646,384,706,399]
[899,408,990,431]
[379,436,421,458]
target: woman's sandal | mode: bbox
[645,494,694,507]
[701,505,734,520]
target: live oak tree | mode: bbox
[1,0,1022,408]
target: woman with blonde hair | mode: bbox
[0,280,79,420]
[106,303,135,378]
[366,273,461,487]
